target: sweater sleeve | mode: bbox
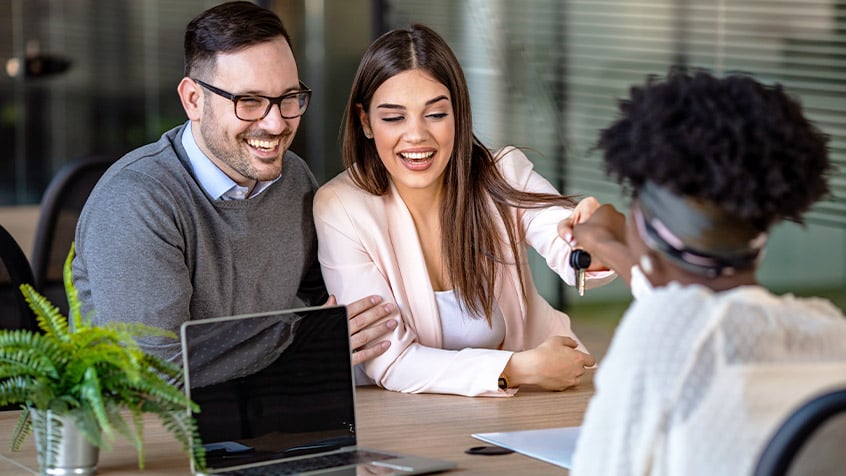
[313,178,514,397]
[73,167,191,365]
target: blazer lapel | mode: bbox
[384,182,443,348]
[494,207,528,349]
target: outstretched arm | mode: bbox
[499,147,615,288]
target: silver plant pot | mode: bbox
[30,410,100,476]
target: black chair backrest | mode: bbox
[0,223,38,332]
[31,155,114,315]
[754,387,846,476]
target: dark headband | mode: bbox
[634,181,767,277]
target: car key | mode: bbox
[569,249,591,296]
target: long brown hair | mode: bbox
[341,24,575,322]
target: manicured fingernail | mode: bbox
[370,296,382,304]
[386,319,397,329]
[380,341,391,349]
[563,232,572,243]
[383,303,394,312]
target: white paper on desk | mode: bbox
[472,426,580,469]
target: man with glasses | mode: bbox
[72,1,395,378]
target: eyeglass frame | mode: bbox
[192,78,313,121]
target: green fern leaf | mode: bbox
[5,244,205,472]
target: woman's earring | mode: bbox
[639,254,654,275]
[363,130,373,139]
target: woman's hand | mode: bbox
[569,204,636,284]
[558,196,608,271]
[325,295,397,366]
[568,204,626,249]
[559,196,601,241]
[503,336,596,391]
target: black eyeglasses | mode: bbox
[193,79,312,121]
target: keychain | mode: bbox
[569,249,591,296]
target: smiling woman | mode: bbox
[312,23,616,398]
[359,69,455,199]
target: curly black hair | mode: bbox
[598,69,833,230]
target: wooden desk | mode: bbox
[0,371,595,475]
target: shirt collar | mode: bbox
[182,121,280,200]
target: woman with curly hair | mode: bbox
[313,24,615,397]
[570,70,846,475]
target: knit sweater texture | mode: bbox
[72,123,327,367]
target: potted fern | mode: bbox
[0,244,205,475]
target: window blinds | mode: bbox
[383,0,846,228]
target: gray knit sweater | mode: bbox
[72,123,328,368]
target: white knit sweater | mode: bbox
[572,281,846,476]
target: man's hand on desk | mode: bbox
[326,295,397,366]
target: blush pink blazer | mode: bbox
[313,147,614,397]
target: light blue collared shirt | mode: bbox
[181,122,279,200]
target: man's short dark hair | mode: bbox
[184,1,292,78]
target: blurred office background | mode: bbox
[0,0,843,313]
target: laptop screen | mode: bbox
[180,306,356,472]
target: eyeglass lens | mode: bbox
[235,92,309,121]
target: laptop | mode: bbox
[180,305,456,475]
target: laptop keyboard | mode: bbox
[230,450,398,475]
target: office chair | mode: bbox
[31,155,115,315]
[753,387,846,476]
[0,224,40,410]
[0,223,39,332]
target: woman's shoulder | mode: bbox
[624,283,846,345]
[615,283,718,344]
[727,286,844,317]
[317,169,367,200]
[720,286,846,344]
[314,169,385,216]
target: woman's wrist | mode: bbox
[502,352,532,388]
[590,241,634,283]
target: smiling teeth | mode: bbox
[400,151,434,160]
[247,138,278,150]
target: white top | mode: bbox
[435,290,506,350]
[572,282,846,476]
